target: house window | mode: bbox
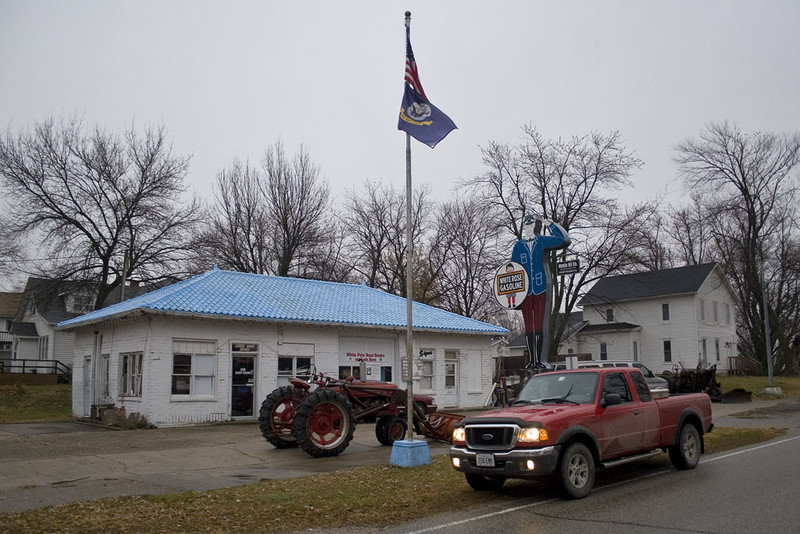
[101,354,110,400]
[280,356,313,378]
[600,343,608,360]
[71,294,94,314]
[715,338,721,362]
[713,301,719,323]
[120,351,143,397]
[338,364,361,380]
[605,308,614,322]
[633,341,639,362]
[445,360,457,388]
[663,340,672,362]
[662,303,670,321]
[419,360,434,390]
[725,303,731,325]
[701,338,708,365]
[699,299,706,321]
[171,340,216,396]
[38,335,49,360]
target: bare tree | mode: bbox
[342,180,398,288]
[675,120,800,373]
[193,142,333,279]
[665,197,716,266]
[433,196,501,320]
[463,125,647,356]
[0,116,199,307]
[295,218,354,283]
[0,213,23,280]
[192,159,273,274]
[343,180,431,298]
[621,208,675,272]
[262,142,331,277]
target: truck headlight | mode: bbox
[452,428,466,443]
[517,427,548,443]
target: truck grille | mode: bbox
[465,424,517,449]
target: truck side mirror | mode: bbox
[600,393,622,407]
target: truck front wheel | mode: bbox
[669,423,701,470]
[465,473,506,491]
[556,442,595,499]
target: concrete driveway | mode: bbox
[2,396,799,513]
[0,420,452,513]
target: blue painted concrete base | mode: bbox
[390,439,431,467]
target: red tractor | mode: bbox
[258,371,462,457]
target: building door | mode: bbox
[83,356,92,417]
[99,354,110,404]
[444,351,459,407]
[231,343,258,417]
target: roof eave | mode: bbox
[580,290,699,307]
[59,308,507,336]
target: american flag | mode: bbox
[404,23,427,101]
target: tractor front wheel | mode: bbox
[258,385,304,448]
[376,415,407,446]
[293,389,356,457]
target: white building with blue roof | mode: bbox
[58,267,508,427]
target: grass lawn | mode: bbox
[0,383,73,423]
[717,375,800,399]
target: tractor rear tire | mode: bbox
[293,389,356,457]
[258,385,304,448]
[376,415,407,446]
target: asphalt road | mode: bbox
[370,429,800,534]
[1,397,799,518]
[338,397,800,534]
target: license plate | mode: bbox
[476,453,495,467]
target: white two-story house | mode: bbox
[558,263,737,375]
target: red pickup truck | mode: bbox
[450,367,713,498]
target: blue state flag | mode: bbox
[398,84,457,148]
[397,20,456,148]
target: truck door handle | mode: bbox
[633,409,640,415]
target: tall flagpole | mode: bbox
[405,129,414,440]
[406,11,414,440]
[404,10,415,441]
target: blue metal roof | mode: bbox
[57,268,508,335]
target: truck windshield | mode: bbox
[514,372,599,405]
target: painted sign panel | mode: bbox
[493,261,529,309]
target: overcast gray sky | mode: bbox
[2,0,799,208]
